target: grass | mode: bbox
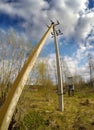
[15,86,94,130]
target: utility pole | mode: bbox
[88,53,94,87]
[51,21,64,111]
[0,23,53,130]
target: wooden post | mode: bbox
[0,24,53,130]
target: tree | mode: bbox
[0,29,31,106]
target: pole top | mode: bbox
[50,20,60,26]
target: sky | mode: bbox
[0,0,94,81]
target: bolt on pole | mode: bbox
[52,22,64,111]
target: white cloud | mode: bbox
[62,56,78,76]
[0,0,94,82]
[46,53,77,77]
[72,12,94,41]
[36,54,90,83]
[0,0,93,42]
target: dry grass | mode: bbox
[15,86,94,130]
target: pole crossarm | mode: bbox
[0,23,53,130]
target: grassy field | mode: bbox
[14,86,94,130]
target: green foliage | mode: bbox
[21,110,45,130]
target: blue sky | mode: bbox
[0,0,94,80]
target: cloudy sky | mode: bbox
[0,0,94,80]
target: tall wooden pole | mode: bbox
[0,24,53,130]
[53,23,64,111]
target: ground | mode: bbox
[14,86,94,130]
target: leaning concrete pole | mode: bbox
[53,23,64,111]
[0,23,53,130]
